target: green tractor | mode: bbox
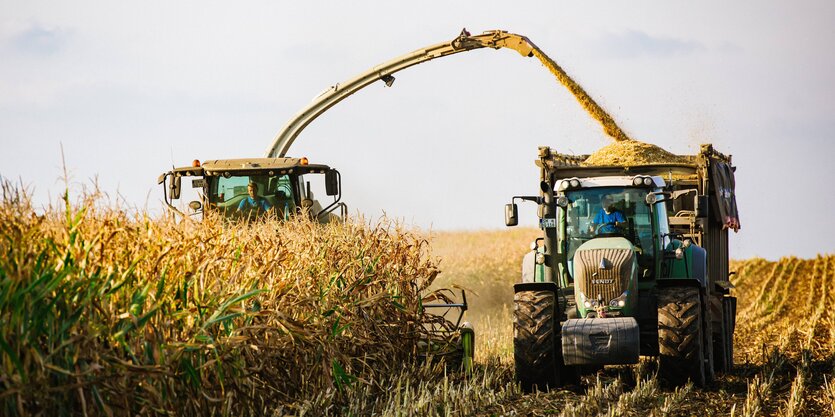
[158,157,346,222]
[505,145,739,390]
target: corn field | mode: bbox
[0,184,456,416]
[2,184,834,416]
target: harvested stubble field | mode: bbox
[2,184,834,416]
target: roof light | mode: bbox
[643,177,653,186]
[300,157,309,165]
[569,178,580,188]
[558,180,569,191]
[192,159,201,167]
[633,177,643,186]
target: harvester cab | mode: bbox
[506,144,739,391]
[158,157,346,222]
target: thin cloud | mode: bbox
[7,22,71,56]
[593,30,706,59]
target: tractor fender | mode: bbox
[662,242,708,288]
[521,251,537,283]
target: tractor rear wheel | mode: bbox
[657,287,706,386]
[514,289,560,392]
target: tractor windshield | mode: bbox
[209,174,297,220]
[562,187,654,267]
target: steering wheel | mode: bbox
[595,222,620,235]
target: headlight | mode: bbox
[579,291,595,308]
[609,290,629,308]
[569,178,580,188]
[633,176,655,187]
[558,180,569,191]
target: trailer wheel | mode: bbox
[712,304,727,373]
[514,289,560,392]
[702,293,716,383]
[657,287,706,386]
[720,297,736,372]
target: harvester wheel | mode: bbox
[460,323,475,374]
[514,289,560,392]
[657,287,706,386]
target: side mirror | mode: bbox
[695,195,709,218]
[505,203,518,227]
[188,201,202,211]
[325,170,339,196]
[169,175,181,199]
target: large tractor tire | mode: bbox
[657,287,706,386]
[514,289,560,392]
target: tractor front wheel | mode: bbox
[514,289,560,392]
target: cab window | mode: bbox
[562,187,656,277]
[210,174,297,219]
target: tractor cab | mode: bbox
[556,175,669,286]
[158,157,346,222]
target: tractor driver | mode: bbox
[590,195,625,234]
[237,182,272,213]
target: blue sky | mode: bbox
[1,1,833,260]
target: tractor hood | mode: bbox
[573,237,639,316]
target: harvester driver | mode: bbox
[238,182,272,213]
[590,195,625,235]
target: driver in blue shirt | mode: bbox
[591,195,625,234]
[238,182,272,212]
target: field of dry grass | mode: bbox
[2,184,834,416]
